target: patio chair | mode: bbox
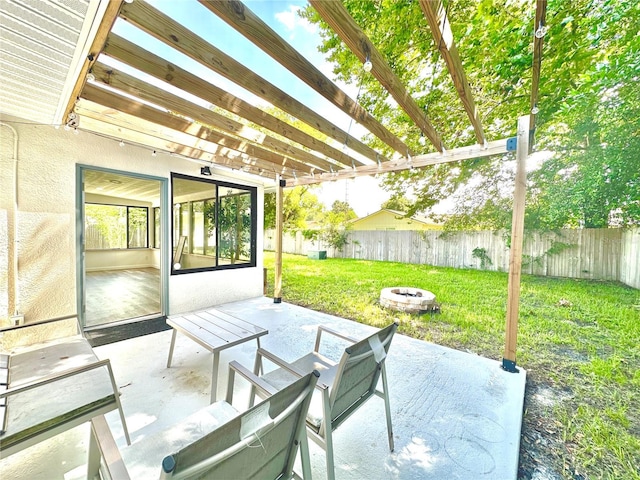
[0,314,130,460]
[89,368,320,480]
[232,322,398,480]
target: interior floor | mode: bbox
[84,268,160,328]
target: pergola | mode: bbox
[61,0,547,373]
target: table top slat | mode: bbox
[167,309,268,353]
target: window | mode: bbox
[85,204,149,249]
[171,173,256,274]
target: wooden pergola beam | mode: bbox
[61,0,122,123]
[79,86,310,176]
[119,0,387,166]
[103,34,353,171]
[90,60,333,174]
[419,0,486,145]
[502,115,529,372]
[274,176,284,303]
[286,139,509,187]
[530,0,547,131]
[310,0,443,152]
[199,0,410,156]
[77,114,271,179]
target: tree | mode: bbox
[381,195,412,212]
[264,186,324,233]
[301,0,639,229]
[320,200,357,252]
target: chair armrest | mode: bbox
[314,325,358,352]
[0,358,111,400]
[90,415,131,480]
[227,360,278,404]
[0,315,81,351]
[255,348,307,378]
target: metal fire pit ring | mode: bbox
[379,287,436,314]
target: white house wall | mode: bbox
[0,115,265,325]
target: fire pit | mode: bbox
[380,287,437,314]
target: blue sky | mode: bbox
[108,0,390,216]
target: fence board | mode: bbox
[264,228,639,288]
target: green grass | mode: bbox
[264,252,640,480]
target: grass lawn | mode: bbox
[264,252,640,480]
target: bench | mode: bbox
[0,315,130,459]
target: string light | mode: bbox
[535,22,547,39]
[531,105,540,115]
[151,150,157,157]
[119,140,125,147]
[419,133,426,146]
[363,55,373,73]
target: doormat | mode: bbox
[85,316,171,347]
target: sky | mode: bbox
[109,0,393,217]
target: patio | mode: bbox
[0,297,525,479]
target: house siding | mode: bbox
[350,210,441,231]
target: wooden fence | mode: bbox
[264,228,640,289]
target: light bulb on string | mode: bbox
[531,105,540,115]
[418,133,426,146]
[363,54,372,73]
[119,140,125,147]
[535,22,547,39]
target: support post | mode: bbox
[273,177,285,303]
[502,115,529,373]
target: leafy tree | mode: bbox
[301,0,639,229]
[264,186,324,232]
[320,200,357,252]
[381,195,412,212]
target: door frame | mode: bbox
[76,164,169,330]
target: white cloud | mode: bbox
[275,5,317,35]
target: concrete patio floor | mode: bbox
[0,297,526,479]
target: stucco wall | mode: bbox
[0,115,266,325]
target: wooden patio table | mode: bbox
[166,308,268,403]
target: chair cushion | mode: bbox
[122,401,238,479]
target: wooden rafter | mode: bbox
[118,0,387,165]
[309,0,444,153]
[419,0,485,145]
[199,0,410,156]
[62,0,122,123]
[287,139,509,187]
[100,36,348,172]
[79,85,315,176]
[78,110,274,179]
[530,0,547,131]
[89,62,332,175]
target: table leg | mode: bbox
[167,329,177,368]
[256,338,263,375]
[211,352,220,403]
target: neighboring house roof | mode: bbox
[350,209,442,230]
